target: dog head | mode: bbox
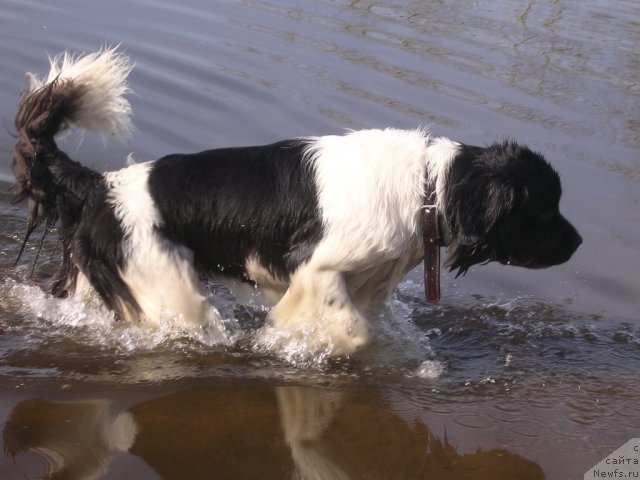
[443,141,582,276]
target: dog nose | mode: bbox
[573,232,583,250]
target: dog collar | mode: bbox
[421,184,448,303]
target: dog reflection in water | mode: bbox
[2,399,137,479]
[3,388,545,479]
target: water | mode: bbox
[1,1,639,479]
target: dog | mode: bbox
[10,48,582,356]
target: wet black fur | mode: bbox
[24,150,139,317]
[11,79,140,318]
[443,141,582,276]
[148,140,323,282]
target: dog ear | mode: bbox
[447,173,515,245]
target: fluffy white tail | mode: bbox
[11,47,134,267]
[26,46,134,139]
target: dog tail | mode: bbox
[17,46,133,141]
[11,47,133,261]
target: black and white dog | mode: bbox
[11,49,581,356]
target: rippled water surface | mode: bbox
[1,1,639,479]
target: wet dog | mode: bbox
[11,49,582,356]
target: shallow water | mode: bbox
[0,1,639,479]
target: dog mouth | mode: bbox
[501,256,547,269]
[502,252,573,269]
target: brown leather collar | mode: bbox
[422,187,445,303]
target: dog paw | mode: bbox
[261,309,373,359]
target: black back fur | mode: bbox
[148,140,323,282]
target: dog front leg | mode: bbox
[266,268,373,356]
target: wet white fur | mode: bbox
[262,130,460,355]
[104,163,225,336]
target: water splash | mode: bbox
[253,323,335,367]
[0,275,447,377]
[0,278,237,353]
[416,359,446,379]
[4,274,632,388]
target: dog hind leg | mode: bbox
[121,243,223,328]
